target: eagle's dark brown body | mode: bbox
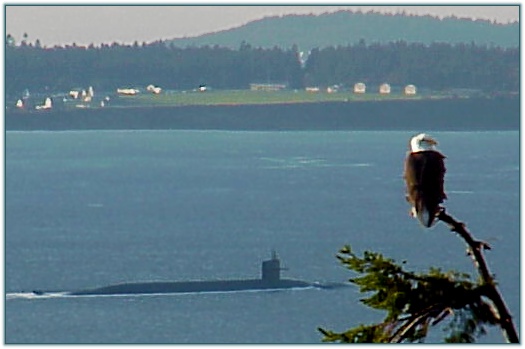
[404,150,447,227]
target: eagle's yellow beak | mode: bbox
[423,137,438,145]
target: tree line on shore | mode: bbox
[5,37,518,97]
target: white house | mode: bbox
[35,97,52,110]
[353,82,366,94]
[69,90,80,99]
[250,83,285,91]
[305,87,320,93]
[404,84,417,95]
[379,83,391,94]
[327,85,339,93]
[117,88,139,95]
[146,84,162,94]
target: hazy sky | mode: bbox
[5,3,520,47]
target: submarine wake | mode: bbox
[7,286,321,301]
[6,292,69,301]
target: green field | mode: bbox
[11,88,460,113]
[114,89,425,107]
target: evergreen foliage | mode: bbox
[304,41,518,90]
[319,208,518,343]
[168,10,519,51]
[318,245,499,343]
[5,40,303,96]
[5,38,518,97]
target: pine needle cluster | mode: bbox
[319,245,502,343]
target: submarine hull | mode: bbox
[42,254,348,296]
[70,278,316,296]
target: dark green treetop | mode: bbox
[319,209,518,343]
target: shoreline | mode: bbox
[5,96,519,132]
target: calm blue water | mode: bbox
[6,130,519,343]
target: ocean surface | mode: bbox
[5,130,519,343]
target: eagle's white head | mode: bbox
[410,133,438,153]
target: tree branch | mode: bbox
[437,208,519,343]
[389,303,446,343]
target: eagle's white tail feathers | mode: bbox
[416,207,435,228]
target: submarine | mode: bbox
[62,252,345,296]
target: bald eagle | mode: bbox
[404,133,447,227]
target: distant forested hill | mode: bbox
[5,9,519,97]
[168,10,519,51]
